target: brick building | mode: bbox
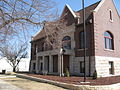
[29,0,120,77]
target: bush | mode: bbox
[66,68,70,77]
[93,70,97,79]
[42,70,48,75]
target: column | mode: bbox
[43,56,45,72]
[61,54,64,76]
[58,54,61,76]
[49,55,53,73]
[36,56,39,73]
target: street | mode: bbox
[0,75,67,90]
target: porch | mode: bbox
[35,54,70,76]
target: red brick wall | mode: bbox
[93,0,120,57]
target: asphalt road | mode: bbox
[0,75,67,90]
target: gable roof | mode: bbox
[74,1,100,24]
[61,4,77,18]
[32,29,45,41]
[32,1,101,41]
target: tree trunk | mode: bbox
[13,67,16,72]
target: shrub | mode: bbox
[93,70,97,79]
[66,68,70,77]
[42,70,48,75]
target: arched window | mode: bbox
[104,31,114,50]
[62,36,71,49]
[79,31,84,49]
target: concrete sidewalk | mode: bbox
[0,79,21,90]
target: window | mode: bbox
[109,9,113,21]
[34,44,37,55]
[79,31,84,49]
[104,31,114,50]
[33,63,36,70]
[41,43,44,51]
[40,62,43,71]
[109,61,114,74]
[38,56,43,60]
[62,36,71,49]
[80,61,84,73]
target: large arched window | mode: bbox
[62,36,71,49]
[79,31,84,49]
[104,31,114,50]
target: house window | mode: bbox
[80,61,84,73]
[79,31,84,49]
[104,31,114,50]
[62,36,71,49]
[109,9,113,21]
[41,43,44,51]
[40,62,43,71]
[109,61,114,74]
[33,63,36,70]
[34,44,37,55]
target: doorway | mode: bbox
[44,56,49,72]
[53,55,58,73]
[63,55,69,73]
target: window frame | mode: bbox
[109,61,114,75]
[104,31,114,50]
[33,63,36,70]
[109,9,113,22]
[79,31,84,49]
[80,61,84,73]
[62,36,71,49]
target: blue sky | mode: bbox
[56,0,120,14]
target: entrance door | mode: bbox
[53,55,58,72]
[45,56,49,72]
[63,55,69,73]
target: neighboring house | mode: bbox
[29,0,120,77]
[0,58,30,72]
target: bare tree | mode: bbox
[0,0,56,42]
[40,13,68,49]
[0,42,28,72]
[42,15,69,51]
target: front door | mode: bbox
[53,55,58,73]
[63,55,69,73]
[44,56,49,72]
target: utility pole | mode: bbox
[82,0,86,82]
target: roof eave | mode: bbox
[61,4,77,18]
[93,0,105,12]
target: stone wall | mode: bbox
[72,56,95,76]
[95,56,120,77]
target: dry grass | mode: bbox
[1,77,67,90]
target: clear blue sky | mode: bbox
[56,0,120,14]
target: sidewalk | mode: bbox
[0,79,21,90]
